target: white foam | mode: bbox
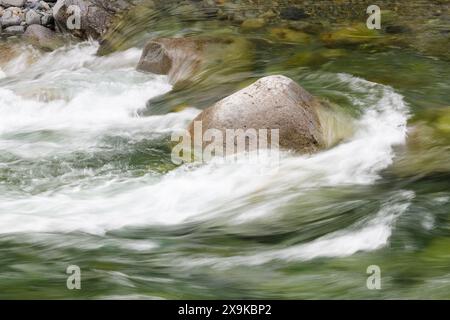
[173,191,415,268]
[0,42,193,158]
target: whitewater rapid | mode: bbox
[0,42,410,262]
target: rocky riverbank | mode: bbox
[0,0,138,50]
[0,0,56,36]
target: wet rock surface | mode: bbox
[0,0,136,40]
[188,75,325,154]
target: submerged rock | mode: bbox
[188,75,325,154]
[0,7,23,27]
[137,37,253,88]
[0,0,59,38]
[320,23,381,46]
[137,37,203,86]
[241,18,266,30]
[1,0,25,7]
[24,24,63,50]
[139,35,255,116]
[0,42,18,66]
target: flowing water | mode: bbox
[0,8,449,299]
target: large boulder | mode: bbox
[53,0,133,39]
[188,75,325,154]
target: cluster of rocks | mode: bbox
[0,0,56,36]
[0,0,139,50]
[0,0,139,51]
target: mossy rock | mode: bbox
[320,48,347,59]
[268,27,311,44]
[320,23,382,47]
[410,107,450,137]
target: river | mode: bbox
[0,4,449,299]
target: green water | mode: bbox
[0,2,449,299]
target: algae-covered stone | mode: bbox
[320,23,382,46]
[137,36,254,87]
[4,25,24,35]
[53,0,132,40]
[390,107,450,177]
[24,25,64,51]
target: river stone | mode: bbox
[320,23,381,46]
[39,0,50,10]
[280,7,309,20]
[1,0,25,7]
[137,41,173,75]
[40,12,53,26]
[188,75,324,153]
[137,38,204,85]
[25,9,41,25]
[53,0,132,39]
[0,8,22,27]
[24,24,63,50]
[137,37,254,88]
[4,25,24,34]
